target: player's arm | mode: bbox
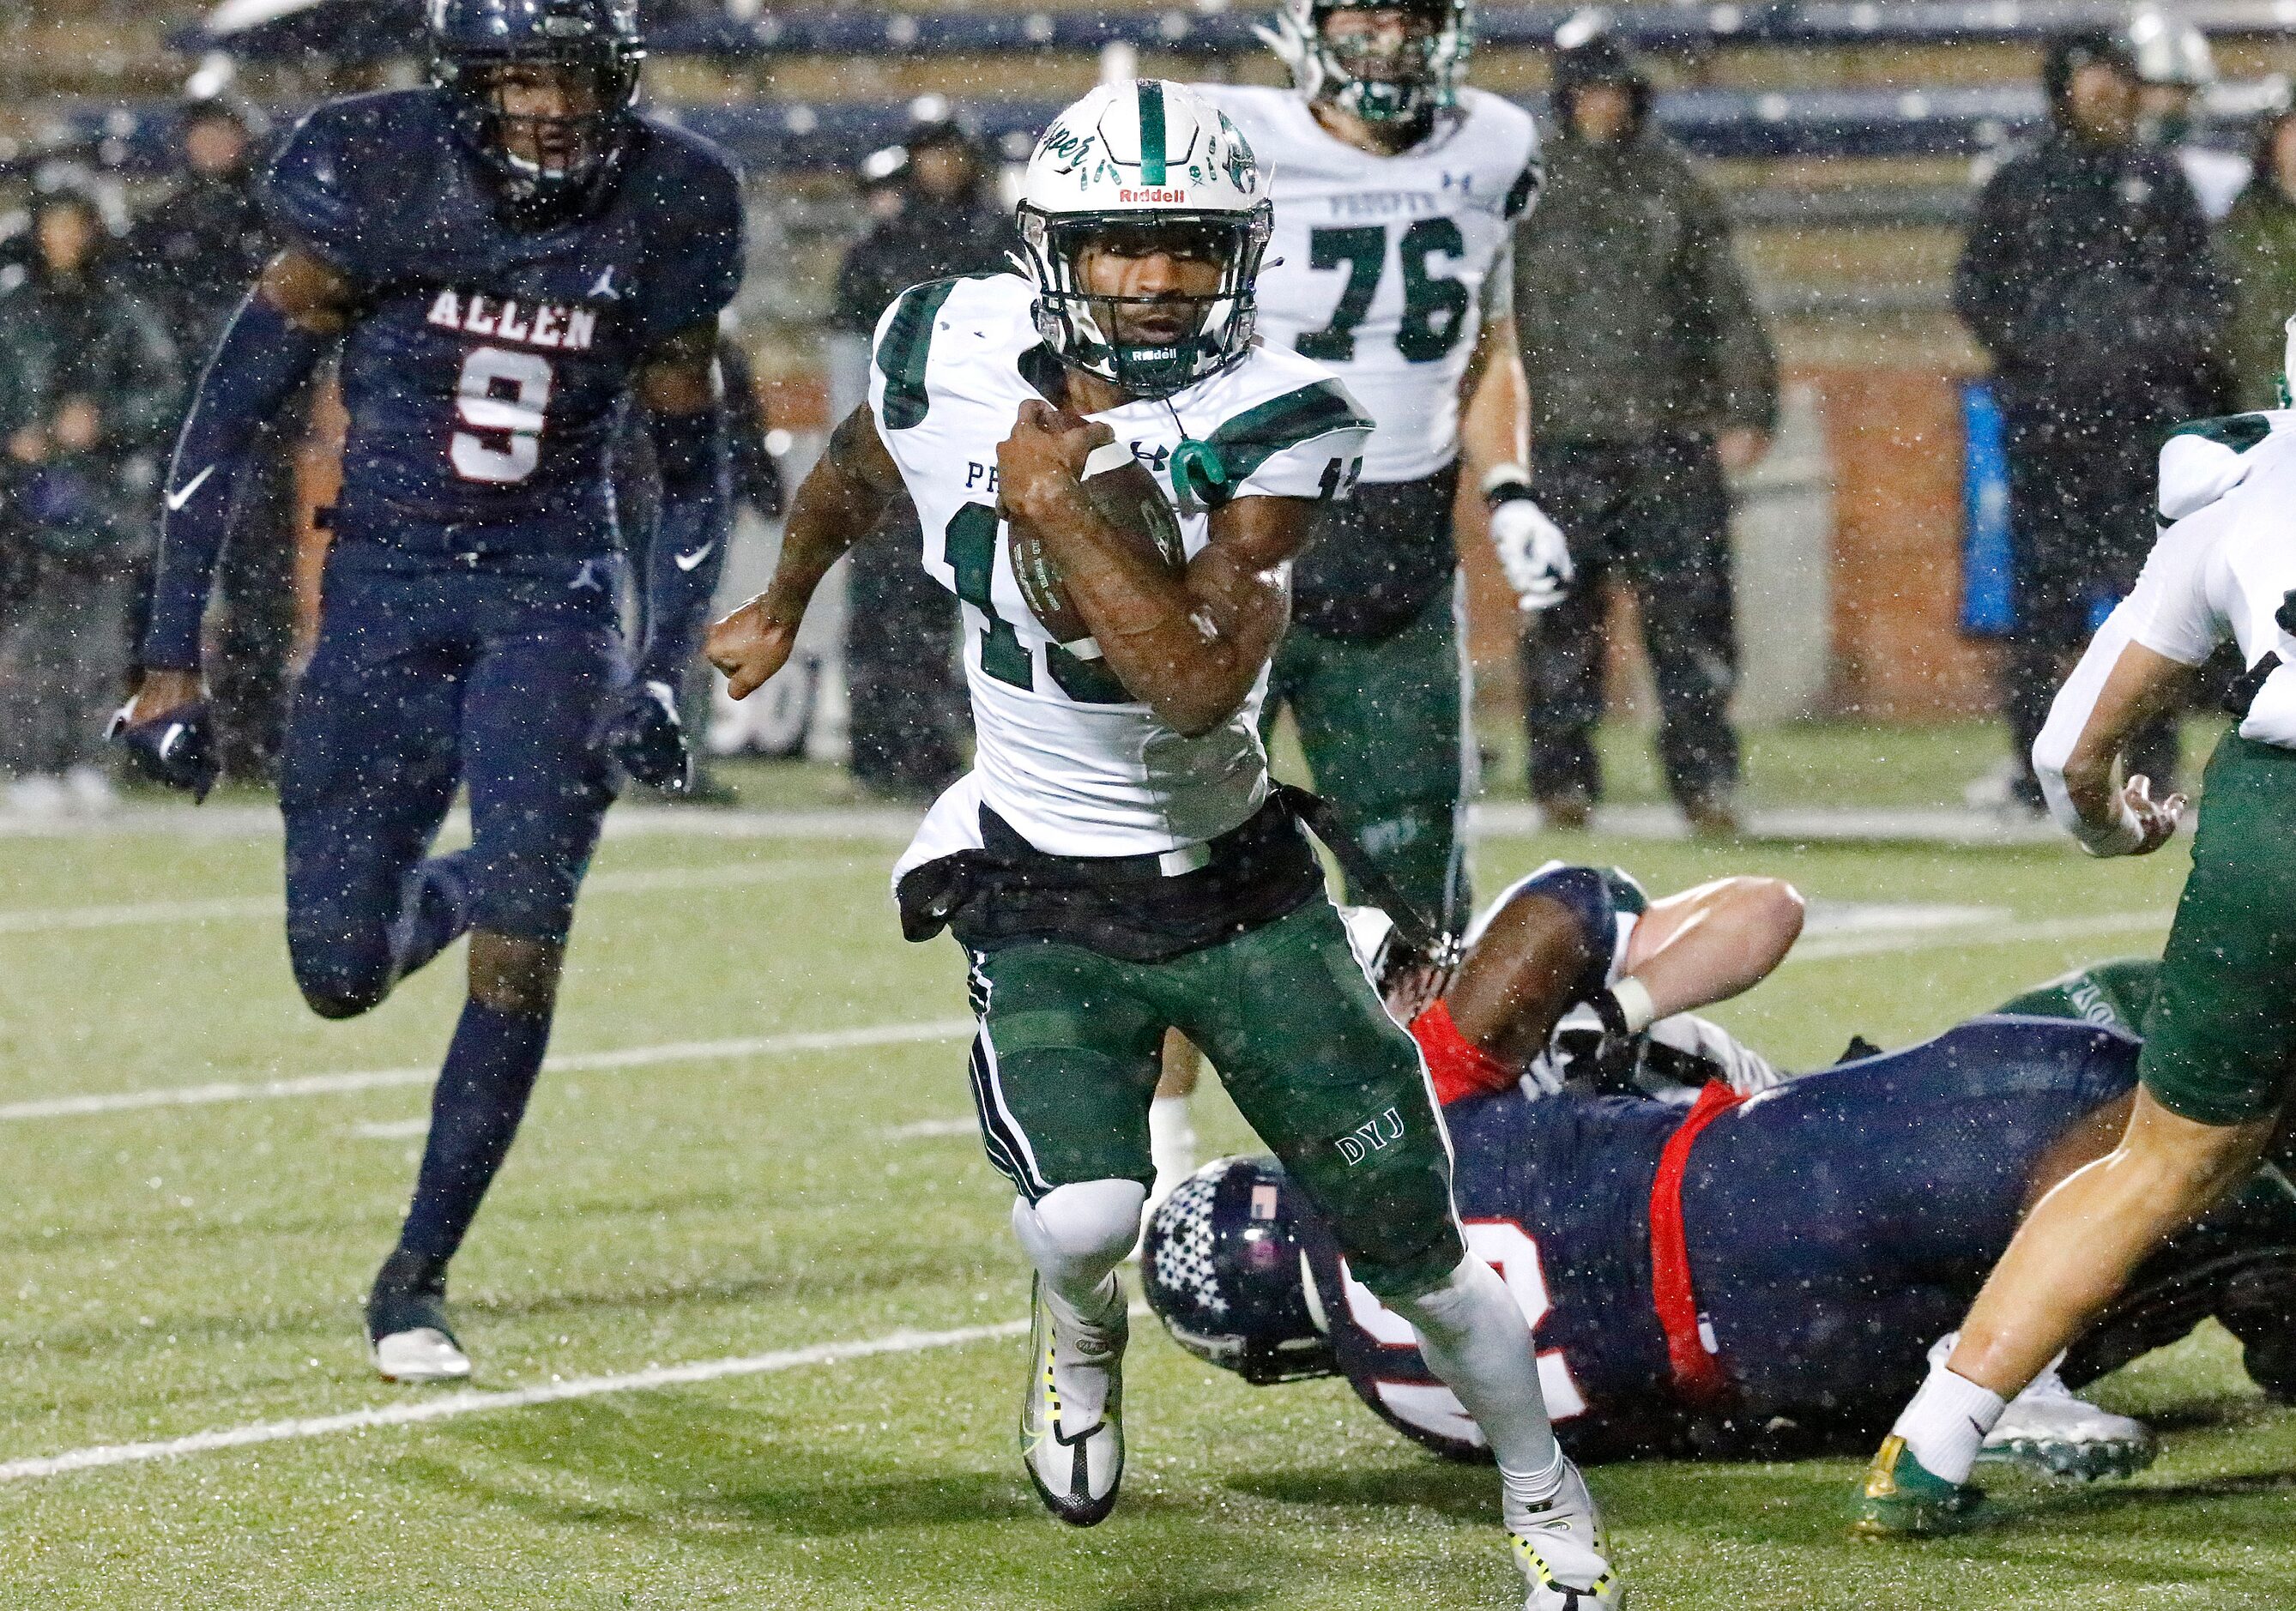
[1458,286,1529,474]
[2031,620,2193,857]
[113,247,347,794]
[1465,250,1572,613]
[581,322,738,793]
[707,401,903,699]
[999,401,1298,739]
[134,248,347,711]
[631,321,732,690]
[1614,877,1805,1026]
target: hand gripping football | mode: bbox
[1009,437,1187,648]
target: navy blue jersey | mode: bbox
[1303,1017,2140,1462]
[265,89,743,553]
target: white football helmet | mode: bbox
[1017,79,1273,399]
[1261,0,1473,126]
[2128,7,2215,88]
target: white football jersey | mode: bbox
[872,273,1372,866]
[1199,85,1540,484]
[2106,410,2296,748]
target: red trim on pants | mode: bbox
[1647,1081,1743,1403]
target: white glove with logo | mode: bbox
[1484,469,1573,612]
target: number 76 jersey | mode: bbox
[1199,86,1539,485]
[263,88,745,551]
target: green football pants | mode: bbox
[1262,581,1471,925]
[2139,734,2296,1126]
[962,899,1464,1298]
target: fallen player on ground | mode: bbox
[1143,863,2296,1473]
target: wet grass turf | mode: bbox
[0,793,2288,1608]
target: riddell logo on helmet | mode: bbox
[1120,187,1188,203]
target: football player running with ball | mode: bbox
[1200,0,1558,922]
[710,81,1619,1610]
[113,0,744,1383]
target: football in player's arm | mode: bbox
[712,79,1621,1611]
[114,0,744,1385]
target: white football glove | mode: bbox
[1488,488,1574,612]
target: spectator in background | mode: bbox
[124,83,297,783]
[1513,28,1776,835]
[1955,30,2226,811]
[0,173,180,814]
[2220,104,2296,410]
[823,99,1013,803]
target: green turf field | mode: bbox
[0,787,2289,1609]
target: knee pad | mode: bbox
[1013,1180,1148,1273]
[288,934,393,1020]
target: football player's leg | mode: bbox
[279,609,463,1020]
[1181,903,1616,1605]
[966,941,1167,1524]
[1285,583,1471,924]
[1858,785,2296,1530]
[370,625,619,1379]
[1145,1030,1202,1231]
[1627,438,1739,825]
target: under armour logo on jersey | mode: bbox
[1334,1107,1405,1166]
[570,559,608,592]
[589,266,622,300]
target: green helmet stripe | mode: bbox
[1139,80,1168,184]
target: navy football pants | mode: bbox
[1683,1017,2138,1420]
[281,547,623,1015]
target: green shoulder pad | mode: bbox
[873,277,965,431]
[1201,379,1371,491]
[2167,412,2274,455]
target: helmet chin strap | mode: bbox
[1163,396,1226,509]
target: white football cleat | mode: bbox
[372,1326,472,1385]
[1508,1456,1623,1610]
[1928,1335,2157,1482]
[1018,1274,1127,1526]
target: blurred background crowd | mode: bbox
[1,0,2293,824]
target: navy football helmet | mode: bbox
[429,0,644,218]
[1140,1156,1338,1385]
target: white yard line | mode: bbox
[883,1117,981,1140]
[0,1318,1031,1483]
[347,1118,430,1141]
[0,860,852,938]
[0,1020,974,1124]
[0,908,2173,1127]
[1785,908,2174,964]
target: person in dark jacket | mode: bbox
[124,88,299,782]
[2219,106,2296,411]
[1954,29,2227,808]
[824,102,1015,802]
[0,174,181,813]
[1512,29,1778,835]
